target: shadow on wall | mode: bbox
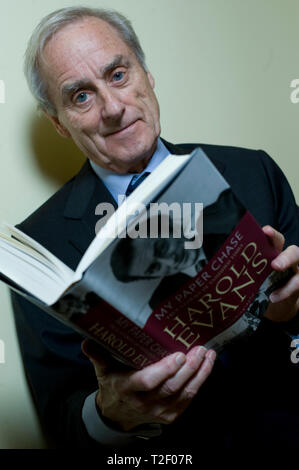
[29,112,86,186]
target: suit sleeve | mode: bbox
[252,150,299,357]
[11,291,102,448]
[258,149,299,246]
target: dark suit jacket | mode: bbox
[11,140,299,450]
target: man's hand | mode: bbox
[262,225,299,322]
[82,340,216,431]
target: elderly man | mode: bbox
[13,6,299,452]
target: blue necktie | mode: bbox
[125,172,150,197]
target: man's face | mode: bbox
[41,17,161,173]
[128,237,200,278]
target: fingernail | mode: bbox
[270,293,279,303]
[176,353,186,366]
[197,346,207,358]
[273,259,284,269]
[207,350,216,362]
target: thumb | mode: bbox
[262,225,285,253]
[81,339,108,377]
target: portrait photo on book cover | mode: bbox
[55,291,100,320]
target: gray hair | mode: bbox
[24,6,147,115]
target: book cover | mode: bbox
[46,147,284,368]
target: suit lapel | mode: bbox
[161,139,226,175]
[63,160,117,257]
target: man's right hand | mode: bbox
[82,340,216,432]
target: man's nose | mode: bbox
[157,254,176,267]
[101,87,125,122]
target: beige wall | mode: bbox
[0,0,298,448]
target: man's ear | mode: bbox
[147,71,155,90]
[44,111,71,138]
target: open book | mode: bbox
[0,148,287,368]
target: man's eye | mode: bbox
[75,92,88,103]
[112,71,125,82]
[145,262,161,275]
[154,239,168,258]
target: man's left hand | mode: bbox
[262,225,299,322]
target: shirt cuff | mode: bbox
[82,391,162,446]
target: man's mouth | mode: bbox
[174,247,196,269]
[106,120,139,137]
[176,249,188,267]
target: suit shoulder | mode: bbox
[18,176,76,238]
[197,143,278,193]
[173,141,270,167]
[198,143,287,188]
[199,143,269,166]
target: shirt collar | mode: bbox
[90,138,169,203]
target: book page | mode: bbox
[2,223,74,280]
[0,239,71,304]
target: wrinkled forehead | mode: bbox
[43,16,127,58]
[127,237,157,275]
[40,17,133,95]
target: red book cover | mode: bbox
[67,210,281,368]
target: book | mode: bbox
[0,147,288,369]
